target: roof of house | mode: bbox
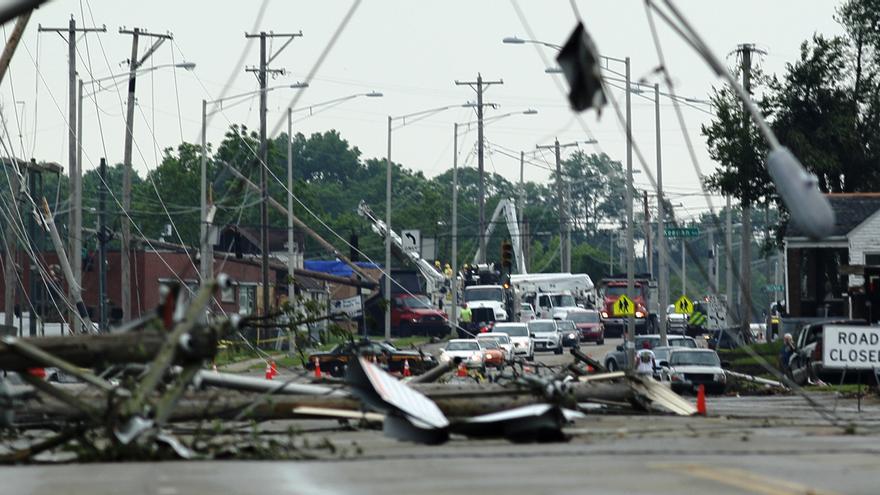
[785,193,880,238]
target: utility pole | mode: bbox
[119,27,171,322]
[725,195,735,327]
[708,228,716,294]
[681,238,686,295]
[287,108,296,307]
[537,139,578,272]
[655,83,668,348]
[737,43,755,338]
[245,30,302,319]
[38,17,105,332]
[97,158,109,332]
[3,162,20,328]
[200,99,213,285]
[643,190,651,276]
[455,74,502,264]
[624,57,635,369]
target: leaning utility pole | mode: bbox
[537,139,578,272]
[97,158,109,333]
[38,16,106,332]
[455,74,502,264]
[737,43,755,340]
[245,29,302,319]
[624,56,635,369]
[643,190,651,276]
[3,162,21,328]
[118,27,171,322]
[655,84,668,348]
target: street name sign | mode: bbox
[665,227,699,239]
[822,325,880,370]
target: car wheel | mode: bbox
[554,346,563,355]
[606,360,618,371]
[527,353,534,362]
[597,338,604,345]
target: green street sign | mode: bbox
[664,227,700,239]
[763,284,784,292]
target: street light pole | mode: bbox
[451,123,459,329]
[385,115,392,340]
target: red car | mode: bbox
[566,309,605,345]
[391,294,449,337]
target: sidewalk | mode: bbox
[218,352,287,373]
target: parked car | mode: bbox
[788,320,867,385]
[305,339,437,377]
[658,348,727,394]
[439,339,485,368]
[555,319,581,348]
[666,304,688,334]
[479,333,515,363]
[603,334,697,371]
[518,303,537,323]
[391,294,449,337]
[492,322,534,361]
[528,319,563,355]
[651,346,675,380]
[565,309,604,345]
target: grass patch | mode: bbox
[388,336,433,348]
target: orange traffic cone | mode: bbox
[403,359,411,377]
[313,357,322,379]
[696,384,707,415]
[270,360,278,378]
[265,363,273,380]
[457,361,467,377]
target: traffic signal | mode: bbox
[501,240,513,273]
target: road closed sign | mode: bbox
[823,325,880,370]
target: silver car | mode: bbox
[528,319,563,355]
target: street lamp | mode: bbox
[283,91,382,305]
[199,81,309,285]
[77,61,196,332]
[383,103,474,339]
[450,109,537,328]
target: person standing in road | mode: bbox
[459,303,472,337]
[780,333,796,375]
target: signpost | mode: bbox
[673,295,693,315]
[823,325,880,411]
[402,229,420,254]
[613,295,635,317]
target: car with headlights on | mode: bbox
[564,309,604,345]
[478,333,515,363]
[528,319,563,354]
[492,322,534,361]
[555,319,581,348]
[658,348,727,394]
[602,334,698,371]
[476,338,506,369]
[438,339,485,368]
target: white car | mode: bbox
[659,348,727,394]
[479,333,515,363]
[438,339,484,367]
[666,304,689,334]
[492,322,534,361]
[528,319,563,355]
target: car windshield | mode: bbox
[486,334,510,344]
[521,303,534,312]
[634,337,658,349]
[653,347,671,361]
[568,312,599,323]
[478,339,499,349]
[550,294,576,307]
[465,287,503,302]
[670,338,697,348]
[447,341,479,351]
[558,321,576,330]
[495,325,528,337]
[670,351,721,367]
[604,285,642,297]
[399,296,432,309]
[529,321,556,333]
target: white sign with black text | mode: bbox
[822,325,880,370]
[402,229,420,254]
[331,296,363,318]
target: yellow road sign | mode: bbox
[674,295,694,315]
[613,294,635,316]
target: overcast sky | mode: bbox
[1,0,845,219]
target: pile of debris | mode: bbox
[0,277,699,463]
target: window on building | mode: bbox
[221,284,235,303]
[239,285,256,315]
[865,253,880,267]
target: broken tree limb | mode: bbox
[223,163,379,286]
[196,370,349,396]
[0,336,116,392]
[408,360,455,384]
[570,347,606,372]
[0,11,31,84]
[724,370,787,389]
